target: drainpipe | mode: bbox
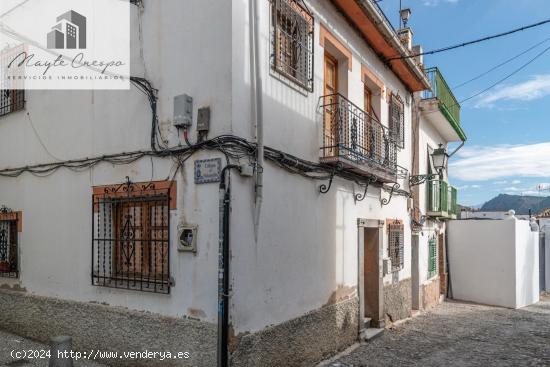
[250,0,264,241]
[448,140,465,158]
[218,165,239,367]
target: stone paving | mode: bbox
[323,294,550,367]
[0,330,106,367]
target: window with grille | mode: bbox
[389,94,404,148]
[1,44,26,117]
[428,237,437,279]
[388,220,404,272]
[270,0,314,92]
[92,180,174,294]
[0,90,25,117]
[0,207,19,278]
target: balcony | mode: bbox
[427,180,458,218]
[319,93,402,183]
[420,68,466,142]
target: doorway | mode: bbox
[358,219,384,329]
[364,227,380,320]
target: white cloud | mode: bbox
[450,142,550,181]
[475,75,550,108]
[511,180,521,184]
[470,184,482,189]
[493,180,508,185]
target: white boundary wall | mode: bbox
[447,218,539,308]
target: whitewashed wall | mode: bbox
[417,113,447,285]
[230,0,414,334]
[544,224,550,292]
[0,0,417,336]
[0,0,233,323]
[447,219,539,308]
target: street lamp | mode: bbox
[431,144,448,173]
[409,144,448,186]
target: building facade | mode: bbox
[411,66,466,311]
[0,1,464,366]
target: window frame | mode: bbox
[0,89,25,118]
[1,44,26,117]
[270,0,314,92]
[389,93,405,149]
[91,180,175,295]
[387,220,404,272]
[0,207,21,278]
[428,237,437,279]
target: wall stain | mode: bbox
[187,307,206,319]
[325,285,357,307]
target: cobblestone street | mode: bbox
[0,330,106,367]
[323,294,550,367]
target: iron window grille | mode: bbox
[92,179,172,294]
[0,207,19,278]
[270,0,314,92]
[389,94,404,149]
[1,44,25,117]
[388,220,404,272]
[428,237,437,278]
[0,90,24,117]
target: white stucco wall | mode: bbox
[447,219,539,308]
[0,0,419,336]
[416,110,447,286]
[544,225,550,292]
[229,0,415,334]
[0,0,233,324]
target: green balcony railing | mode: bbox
[427,180,459,218]
[427,179,448,216]
[450,186,458,217]
[422,68,466,141]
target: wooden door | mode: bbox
[364,228,381,325]
[324,53,338,157]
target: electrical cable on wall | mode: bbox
[0,134,411,199]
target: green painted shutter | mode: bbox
[428,238,437,278]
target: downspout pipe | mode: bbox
[250,0,264,241]
[218,165,239,367]
[448,140,465,159]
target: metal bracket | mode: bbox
[355,176,377,202]
[409,173,440,187]
[381,183,400,206]
[319,163,343,194]
[319,172,335,194]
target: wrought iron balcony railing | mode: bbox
[320,93,399,181]
[422,67,461,127]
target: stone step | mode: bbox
[363,317,372,329]
[361,327,384,342]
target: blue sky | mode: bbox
[378,0,550,206]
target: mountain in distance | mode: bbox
[478,194,550,215]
